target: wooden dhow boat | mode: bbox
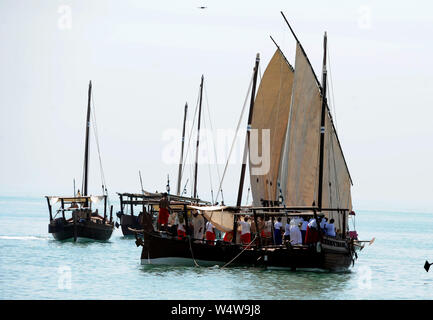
[116,191,210,236]
[116,88,212,236]
[135,205,357,270]
[46,81,114,241]
[46,195,113,241]
[134,13,362,271]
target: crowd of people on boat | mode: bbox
[233,215,337,247]
[153,194,337,247]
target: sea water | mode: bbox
[0,196,432,300]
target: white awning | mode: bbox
[187,205,229,212]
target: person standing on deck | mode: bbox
[264,216,272,245]
[257,216,265,240]
[325,219,336,237]
[177,214,186,240]
[250,218,256,245]
[168,211,177,235]
[157,193,170,231]
[305,218,320,245]
[239,216,251,245]
[138,208,154,233]
[300,217,308,244]
[76,189,82,207]
[274,217,283,245]
[191,210,204,243]
[250,217,256,234]
[205,221,216,245]
[289,220,303,245]
[320,217,328,234]
[283,218,291,242]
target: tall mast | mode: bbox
[83,80,92,197]
[317,32,328,210]
[139,170,144,194]
[193,76,204,199]
[176,102,188,195]
[280,11,321,88]
[236,53,260,207]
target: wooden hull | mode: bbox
[49,218,113,241]
[140,232,355,271]
[118,214,142,236]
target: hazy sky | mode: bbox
[1,0,432,213]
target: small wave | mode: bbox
[0,235,49,241]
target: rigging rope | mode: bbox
[203,85,221,172]
[327,45,338,133]
[254,65,264,204]
[221,235,258,268]
[330,126,342,230]
[203,82,223,199]
[90,92,107,196]
[81,152,85,195]
[215,73,254,203]
[187,235,201,267]
[327,128,333,210]
[180,85,200,197]
[201,109,215,203]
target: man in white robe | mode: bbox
[191,210,204,243]
[289,220,302,245]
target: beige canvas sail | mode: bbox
[321,114,352,233]
[188,205,234,232]
[280,43,322,207]
[249,49,294,206]
[278,43,352,235]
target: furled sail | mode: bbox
[249,49,294,206]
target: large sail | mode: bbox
[279,42,352,234]
[249,49,294,205]
[279,43,322,207]
[321,114,353,233]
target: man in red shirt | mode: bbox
[157,193,170,231]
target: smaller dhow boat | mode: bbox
[116,191,210,236]
[46,81,114,241]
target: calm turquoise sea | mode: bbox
[0,196,432,300]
